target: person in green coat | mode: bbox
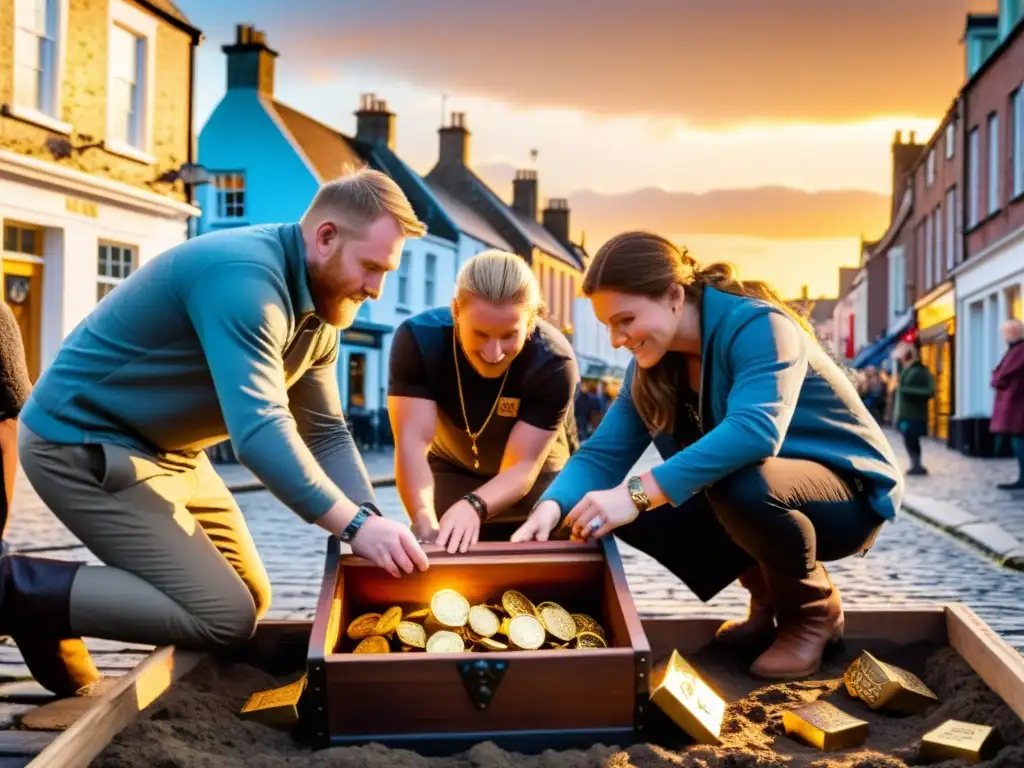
[892,343,935,476]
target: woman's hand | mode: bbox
[435,499,481,554]
[510,501,562,542]
[564,484,638,540]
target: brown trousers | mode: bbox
[18,426,271,650]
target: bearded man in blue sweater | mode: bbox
[15,170,430,689]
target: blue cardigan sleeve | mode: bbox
[538,363,652,518]
[649,310,808,506]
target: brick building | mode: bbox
[0,0,202,380]
[952,7,1024,455]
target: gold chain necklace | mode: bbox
[453,327,510,469]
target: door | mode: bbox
[2,221,45,382]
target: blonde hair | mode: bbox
[454,250,543,312]
[300,167,427,238]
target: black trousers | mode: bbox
[430,460,558,542]
[614,457,885,602]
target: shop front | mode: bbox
[914,284,956,443]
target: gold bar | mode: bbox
[920,719,997,764]
[782,699,869,751]
[648,650,726,745]
[238,674,307,730]
[843,650,939,714]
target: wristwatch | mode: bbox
[626,476,651,513]
[340,502,382,543]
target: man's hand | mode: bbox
[349,516,430,578]
[435,500,481,554]
[411,510,440,544]
[510,501,561,542]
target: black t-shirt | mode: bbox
[388,307,580,476]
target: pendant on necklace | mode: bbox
[473,459,480,469]
[471,443,479,455]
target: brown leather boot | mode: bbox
[714,566,776,647]
[0,555,103,697]
[750,562,844,680]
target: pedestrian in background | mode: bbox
[892,343,935,476]
[990,319,1024,491]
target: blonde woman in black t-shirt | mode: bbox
[388,251,580,553]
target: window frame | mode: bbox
[104,0,158,165]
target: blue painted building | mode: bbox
[196,25,516,442]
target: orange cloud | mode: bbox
[255,0,996,126]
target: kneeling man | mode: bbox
[388,250,580,553]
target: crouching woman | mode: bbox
[512,232,904,679]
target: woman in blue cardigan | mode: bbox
[512,232,904,679]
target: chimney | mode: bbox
[512,170,538,220]
[542,198,570,242]
[355,93,395,150]
[891,128,924,219]
[222,24,278,96]
[438,112,470,166]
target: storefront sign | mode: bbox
[916,286,954,332]
[66,196,98,218]
[340,329,381,349]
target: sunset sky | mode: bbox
[176,0,994,298]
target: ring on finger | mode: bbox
[589,516,603,533]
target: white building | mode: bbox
[832,268,869,362]
[0,0,202,381]
[954,229,1024,422]
[572,295,630,382]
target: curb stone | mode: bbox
[900,493,1024,572]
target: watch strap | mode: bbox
[340,502,382,543]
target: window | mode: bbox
[105,0,156,161]
[988,112,1000,215]
[108,25,144,147]
[968,128,980,226]
[97,242,136,302]
[3,222,43,257]
[212,173,246,220]
[888,246,906,323]
[933,206,943,283]
[12,0,63,124]
[396,251,410,307]
[926,149,936,186]
[424,253,437,307]
[945,187,957,270]
[945,123,956,159]
[924,214,934,289]
[1008,284,1022,320]
[1013,88,1024,198]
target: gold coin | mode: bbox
[546,641,568,650]
[478,636,508,651]
[536,601,562,612]
[404,608,430,622]
[486,604,507,616]
[502,590,536,617]
[468,605,501,638]
[426,630,465,653]
[374,606,403,636]
[539,604,577,643]
[353,635,390,654]
[508,614,545,650]
[430,589,471,627]
[424,614,445,635]
[571,614,605,638]
[574,631,607,649]
[346,613,381,640]
[396,620,426,649]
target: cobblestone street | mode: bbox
[6,437,1024,672]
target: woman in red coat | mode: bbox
[991,319,1024,491]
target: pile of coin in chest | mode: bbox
[342,589,607,653]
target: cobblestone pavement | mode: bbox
[213,446,397,489]
[883,427,1024,541]
[8,444,1024,665]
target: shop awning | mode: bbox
[850,311,915,370]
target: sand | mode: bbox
[92,638,1024,768]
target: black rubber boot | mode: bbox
[0,555,102,697]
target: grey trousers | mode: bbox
[18,426,271,650]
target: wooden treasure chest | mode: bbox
[305,536,651,753]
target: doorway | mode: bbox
[2,222,45,382]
